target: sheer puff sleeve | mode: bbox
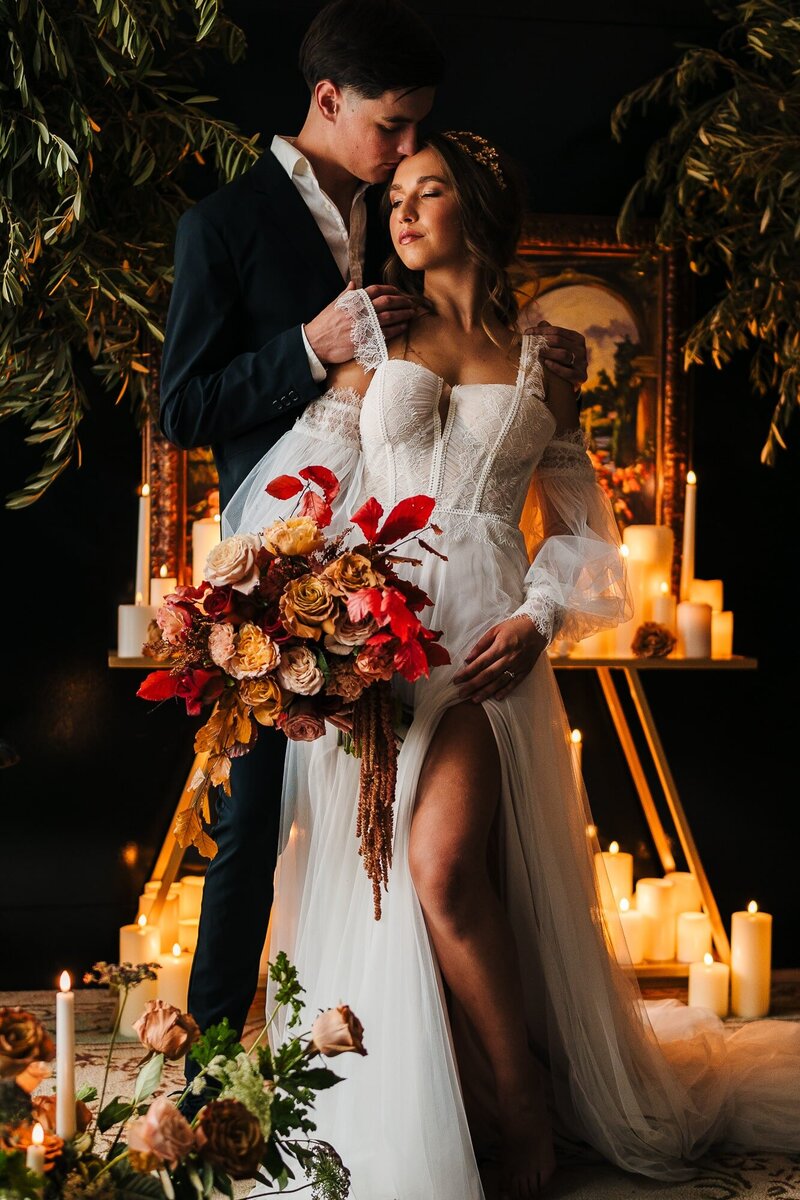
[513,429,633,644]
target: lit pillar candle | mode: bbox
[636,877,676,960]
[157,943,193,1012]
[594,842,634,909]
[178,918,200,954]
[178,875,205,922]
[652,581,677,633]
[665,871,702,913]
[624,524,674,620]
[689,578,723,613]
[138,886,181,954]
[117,601,158,658]
[677,911,713,962]
[25,1123,45,1174]
[731,900,772,1018]
[679,470,697,602]
[677,601,712,658]
[570,728,582,775]
[118,976,158,1040]
[135,483,151,606]
[192,516,221,587]
[711,611,734,658]
[55,971,76,1140]
[149,564,178,607]
[688,952,730,1018]
[617,897,650,963]
[616,546,650,653]
[119,913,161,964]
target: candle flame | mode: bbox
[609,841,620,855]
[159,564,168,579]
[213,513,221,523]
[59,970,71,992]
[32,1123,44,1146]
[620,898,630,913]
[748,900,758,914]
[660,581,669,595]
[620,544,630,559]
[138,913,147,927]
[585,823,597,838]
[141,483,151,497]
[703,952,714,967]
[172,943,182,958]
[570,728,582,745]
[135,591,144,605]
[687,470,696,485]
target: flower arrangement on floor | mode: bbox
[138,465,450,918]
[0,954,363,1199]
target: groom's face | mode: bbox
[329,85,435,184]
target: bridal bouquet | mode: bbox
[137,465,449,917]
[0,954,362,1200]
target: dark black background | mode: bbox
[1,1,798,988]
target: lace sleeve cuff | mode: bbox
[294,386,363,447]
[510,591,564,646]
[334,288,389,372]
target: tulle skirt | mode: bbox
[264,522,800,1199]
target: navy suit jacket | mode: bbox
[160,148,389,509]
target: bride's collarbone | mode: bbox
[393,324,521,393]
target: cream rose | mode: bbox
[262,517,325,557]
[228,623,281,679]
[208,621,236,669]
[279,575,334,640]
[322,553,382,596]
[204,533,262,594]
[276,645,324,696]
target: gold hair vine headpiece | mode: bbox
[442,131,507,190]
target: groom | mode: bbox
[159,0,588,1098]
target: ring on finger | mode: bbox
[503,669,515,682]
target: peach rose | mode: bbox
[195,1099,265,1180]
[326,661,369,703]
[261,517,325,557]
[126,1096,195,1169]
[32,1093,92,1135]
[354,642,396,682]
[280,701,327,742]
[275,645,324,696]
[324,610,377,657]
[204,533,262,594]
[238,676,284,726]
[156,602,191,646]
[309,1005,367,1058]
[279,575,334,640]
[322,553,382,596]
[228,623,280,680]
[208,621,236,669]
[132,999,200,1059]
[14,1059,50,1094]
[0,1007,55,1079]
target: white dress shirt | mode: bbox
[271,135,369,382]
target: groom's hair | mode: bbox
[299,0,444,98]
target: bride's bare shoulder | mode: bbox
[325,356,373,397]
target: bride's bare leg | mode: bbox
[409,702,556,1199]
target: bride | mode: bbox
[224,131,800,1200]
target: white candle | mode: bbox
[624,524,674,620]
[615,547,650,654]
[157,943,193,1012]
[117,602,159,658]
[689,578,723,613]
[665,871,703,913]
[636,877,676,960]
[178,875,205,922]
[26,1123,45,1174]
[594,842,634,909]
[617,897,650,963]
[138,886,181,953]
[711,611,734,658]
[55,972,75,1140]
[677,911,713,962]
[570,728,582,775]
[573,627,614,658]
[118,976,158,1040]
[149,565,178,608]
[677,601,712,658]
[178,918,200,954]
[679,470,697,602]
[731,901,772,1018]
[652,581,677,632]
[135,483,152,606]
[192,516,221,587]
[688,952,730,1018]
[119,913,161,964]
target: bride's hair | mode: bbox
[383,131,527,342]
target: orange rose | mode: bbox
[228,623,281,680]
[354,642,395,683]
[31,1093,93,1135]
[0,1007,55,1079]
[132,1000,200,1059]
[326,661,369,703]
[309,1005,367,1058]
[322,553,383,596]
[262,517,325,557]
[238,676,284,726]
[279,575,334,640]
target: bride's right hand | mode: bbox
[304,282,418,365]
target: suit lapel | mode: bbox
[249,150,345,297]
[364,184,391,286]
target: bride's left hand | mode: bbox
[453,618,548,703]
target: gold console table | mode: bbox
[110,652,757,978]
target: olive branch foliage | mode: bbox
[0,0,259,509]
[612,0,800,465]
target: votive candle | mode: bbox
[157,943,193,1012]
[25,1123,45,1174]
[711,611,734,658]
[677,601,712,658]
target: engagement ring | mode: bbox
[503,669,515,681]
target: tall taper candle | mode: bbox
[56,971,76,1139]
[679,471,696,602]
[135,483,151,606]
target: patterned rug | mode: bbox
[3,973,799,1199]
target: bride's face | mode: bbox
[389,148,465,271]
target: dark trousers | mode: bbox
[185,726,286,1083]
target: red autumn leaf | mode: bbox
[423,639,451,667]
[137,671,181,701]
[417,537,448,561]
[346,587,384,623]
[380,588,422,642]
[393,639,430,682]
[350,496,384,542]
[389,577,433,612]
[377,495,436,545]
[299,465,340,501]
[266,475,303,499]
[299,489,333,528]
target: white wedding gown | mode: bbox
[224,291,800,1198]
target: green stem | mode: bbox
[94,1149,130,1180]
[93,986,126,1149]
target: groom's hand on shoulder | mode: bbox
[304,282,419,366]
